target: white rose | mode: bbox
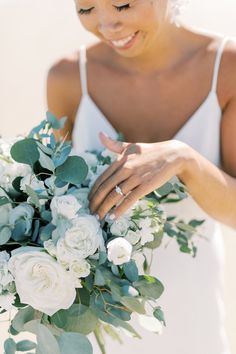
[8,250,76,316]
[107,237,132,265]
[0,293,16,311]
[124,230,141,245]
[50,195,82,225]
[57,215,101,263]
[9,204,34,235]
[45,176,69,196]
[110,216,131,237]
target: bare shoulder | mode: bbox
[47,51,81,121]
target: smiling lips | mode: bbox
[109,31,139,48]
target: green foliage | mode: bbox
[123,260,139,282]
[10,139,39,166]
[58,332,93,354]
[55,156,88,185]
[4,338,17,354]
[134,276,164,300]
[46,111,67,130]
[35,323,60,354]
[153,306,166,326]
[16,340,36,352]
[0,226,12,245]
[11,306,35,333]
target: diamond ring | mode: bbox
[115,185,125,196]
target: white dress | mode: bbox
[72,38,231,354]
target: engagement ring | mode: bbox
[115,185,125,196]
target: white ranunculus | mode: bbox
[137,314,163,334]
[57,215,101,263]
[110,216,131,237]
[50,195,82,225]
[45,176,69,196]
[107,237,132,266]
[9,204,34,235]
[8,250,76,316]
[124,230,141,245]
[69,259,90,279]
[0,293,16,310]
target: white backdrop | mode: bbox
[0,0,236,352]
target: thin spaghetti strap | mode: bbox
[211,37,229,92]
[79,45,88,96]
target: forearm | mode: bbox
[178,145,236,229]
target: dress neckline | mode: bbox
[81,90,220,141]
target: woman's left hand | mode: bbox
[88,132,190,220]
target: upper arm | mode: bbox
[46,55,82,142]
[220,40,236,177]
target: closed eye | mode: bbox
[114,3,131,12]
[78,7,94,15]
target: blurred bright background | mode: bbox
[0,0,236,352]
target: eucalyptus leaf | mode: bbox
[46,111,67,130]
[25,185,41,209]
[10,139,39,166]
[155,182,173,197]
[134,275,164,300]
[12,306,35,332]
[94,268,106,286]
[4,338,16,354]
[123,260,139,282]
[52,143,72,168]
[36,141,53,156]
[58,332,93,354]
[36,323,60,354]
[38,149,55,172]
[0,226,12,245]
[153,306,166,326]
[55,156,88,185]
[0,196,11,206]
[16,340,36,352]
[120,296,146,314]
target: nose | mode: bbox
[98,14,123,37]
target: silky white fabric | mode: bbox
[71,38,231,354]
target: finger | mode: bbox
[88,154,128,200]
[109,185,146,220]
[99,132,129,154]
[89,167,132,214]
[95,175,142,220]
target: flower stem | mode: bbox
[94,326,107,354]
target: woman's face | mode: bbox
[75,0,169,57]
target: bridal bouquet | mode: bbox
[0,113,203,354]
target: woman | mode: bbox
[47,1,236,353]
